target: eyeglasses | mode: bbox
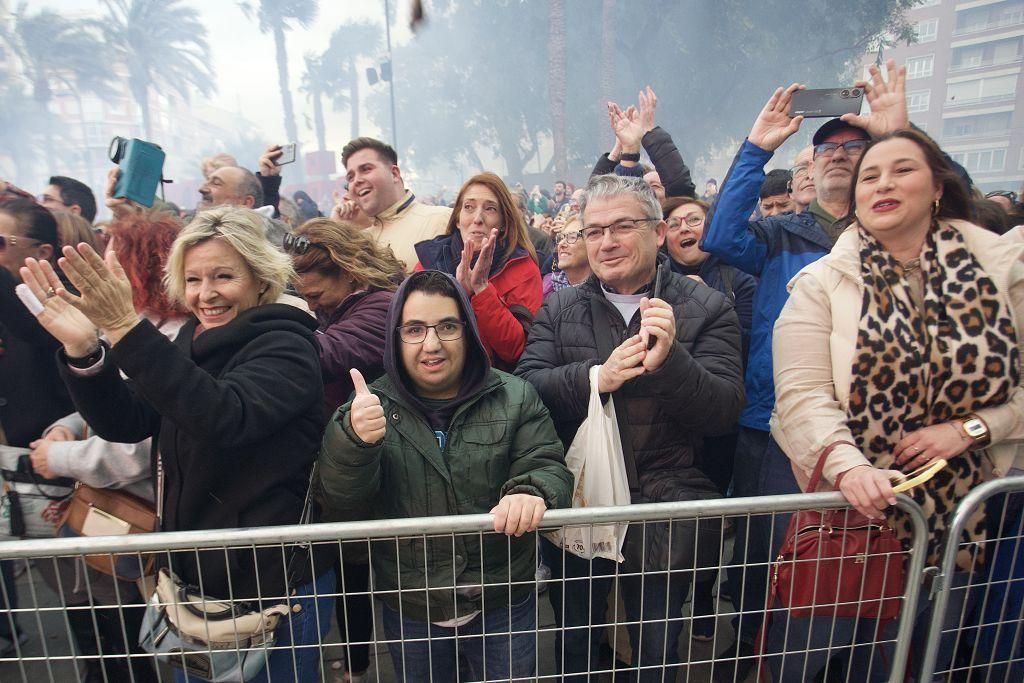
[813,139,869,159]
[554,230,584,245]
[581,217,659,243]
[667,215,704,230]
[0,234,42,250]
[282,233,312,255]
[398,321,466,344]
[789,164,810,179]
[37,193,68,207]
[986,190,1018,203]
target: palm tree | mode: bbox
[322,19,383,141]
[548,0,568,179]
[0,82,44,184]
[1,7,114,170]
[100,0,215,140]
[240,0,318,148]
[299,53,339,152]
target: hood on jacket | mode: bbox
[382,270,491,423]
[414,231,528,280]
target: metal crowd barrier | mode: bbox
[918,475,1024,682]
[0,492,929,682]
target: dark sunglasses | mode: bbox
[282,233,312,255]
[986,190,1018,203]
[0,233,42,250]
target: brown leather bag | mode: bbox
[771,441,905,620]
[59,483,158,580]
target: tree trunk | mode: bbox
[600,0,617,151]
[548,0,567,180]
[349,65,360,140]
[138,87,152,140]
[273,24,304,181]
[313,89,326,152]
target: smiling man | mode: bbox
[516,174,743,681]
[341,137,450,271]
[318,269,570,681]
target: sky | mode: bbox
[40,0,413,151]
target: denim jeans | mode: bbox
[173,568,336,683]
[542,537,693,682]
[726,427,803,645]
[381,592,537,682]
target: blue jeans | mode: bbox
[726,429,799,645]
[542,537,693,682]
[174,569,336,683]
[381,592,537,682]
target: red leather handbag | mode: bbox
[771,441,905,620]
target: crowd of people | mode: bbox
[1,59,1023,682]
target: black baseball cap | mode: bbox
[812,118,869,146]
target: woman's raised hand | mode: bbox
[56,244,140,342]
[19,257,100,357]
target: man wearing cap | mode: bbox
[699,60,910,675]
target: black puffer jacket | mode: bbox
[515,258,744,497]
[590,126,697,198]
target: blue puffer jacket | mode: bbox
[701,139,833,432]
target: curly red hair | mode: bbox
[106,212,185,321]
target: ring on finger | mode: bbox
[45,287,55,298]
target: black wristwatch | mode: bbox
[66,342,106,369]
[619,152,641,162]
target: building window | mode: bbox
[915,18,938,43]
[942,112,1012,138]
[906,90,931,113]
[949,148,1007,173]
[906,54,934,79]
[946,74,1017,106]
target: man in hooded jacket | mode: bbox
[317,269,572,682]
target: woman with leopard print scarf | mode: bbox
[769,129,1024,681]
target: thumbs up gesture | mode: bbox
[349,369,386,444]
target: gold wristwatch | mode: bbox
[960,414,990,449]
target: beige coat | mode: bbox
[367,190,451,272]
[770,220,1024,490]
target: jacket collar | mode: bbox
[376,190,417,222]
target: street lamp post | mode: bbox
[383,0,398,154]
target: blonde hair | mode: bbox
[52,210,98,250]
[164,206,294,308]
[292,217,406,290]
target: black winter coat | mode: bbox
[591,126,697,198]
[59,305,325,599]
[515,259,745,498]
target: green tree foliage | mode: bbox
[370,0,918,177]
[101,0,215,140]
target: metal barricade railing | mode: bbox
[0,492,929,683]
[918,475,1024,682]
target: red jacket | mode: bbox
[413,253,542,370]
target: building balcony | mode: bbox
[942,129,1012,141]
[948,56,1023,73]
[944,92,1018,108]
[952,15,1024,37]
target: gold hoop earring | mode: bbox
[933,199,940,216]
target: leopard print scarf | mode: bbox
[848,222,1020,570]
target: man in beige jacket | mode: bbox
[340,137,450,271]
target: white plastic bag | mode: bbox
[545,365,631,561]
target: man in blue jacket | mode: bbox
[700,60,909,674]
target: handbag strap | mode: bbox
[283,461,319,592]
[804,440,857,493]
[590,294,640,494]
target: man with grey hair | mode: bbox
[197,166,264,210]
[516,174,744,681]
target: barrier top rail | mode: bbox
[0,491,895,559]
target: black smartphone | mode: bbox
[647,266,663,350]
[274,143,297,166]
[789,87,864,118]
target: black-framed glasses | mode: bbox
[581,217,659,243]
[813,139,869,159]
[398,321,466,344]
[0,234,42,251]
[282,233,311,255]
[554,230,584,245]
[667,215,704,230]
[986,190,1018,203]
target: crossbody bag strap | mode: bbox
[590,295,640,494]
[283,461,319,592]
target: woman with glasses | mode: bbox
[660,196,756,641]
[412,172,541,370]
[542,210,591,297]
[769,129,1024,681]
